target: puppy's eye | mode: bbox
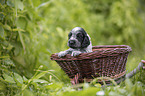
[77,33,83,38]
[68,33,72,39]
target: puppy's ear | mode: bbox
[68,32,72,39]
[81,36,90,48]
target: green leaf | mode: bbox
[3,24,11,31]
[32,0,41,7]
[15,0,24,10]
[63,87,100,96]
[14,73,23,84]
[45,82,63,90]
[18,31,25,52]
[12,28,25,32]
[33,79,48,83]
[33,71,48,80]
[23,76,28,81]
[16,17,27,29]
[10,41,22,56]
[37,1,52,9]
[22,84,28,91]
[125,78,133,91]
[22,89,34,96]
[0,25,4,38]
[7,0,14,7]
[3,73,15,83]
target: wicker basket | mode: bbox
[51,45,132,84]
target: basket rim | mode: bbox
[51,45,132,61]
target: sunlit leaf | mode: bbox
[15,0,24,10]
[32,71,48,80]
[45,82,63,90]
[94,83,102,88]
[22,84,28,91]
[3,73,15,83]
[63,87,100,96]
[37,1,52,9]
[22,89,34,96]
[12,28,25,32]
[125,78,133,91]
[33,79,48,83]
[23,76,28,81]
[14,72,23,84]
[3,24,11,31]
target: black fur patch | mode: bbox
[68,32,72,39]
[76,33,84,43]
[78,28,90,48]
[81,35,90,48]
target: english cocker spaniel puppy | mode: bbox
[58,27,92,57]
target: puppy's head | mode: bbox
[68,27,90,49]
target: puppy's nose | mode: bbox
[69,40,75,44]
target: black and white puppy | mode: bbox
[58,27,92,57]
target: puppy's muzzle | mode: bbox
[68,40,77,48]
[69,40,76,45]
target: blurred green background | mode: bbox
[0,0,145,95]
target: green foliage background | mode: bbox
[0,0,145,95]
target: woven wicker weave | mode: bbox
[51,45,132,84]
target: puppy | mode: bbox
[58,27,92,57]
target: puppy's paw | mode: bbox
[71,51,81,56]
[58,51,67,57]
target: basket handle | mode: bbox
[126,60,145,78]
